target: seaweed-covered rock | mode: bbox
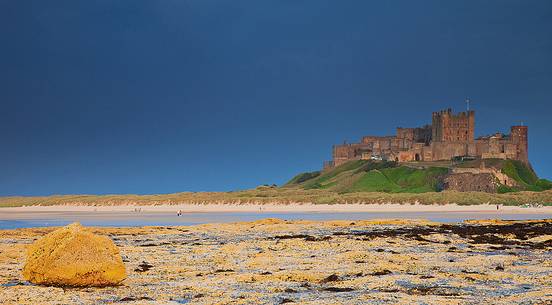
[23,222,126,287]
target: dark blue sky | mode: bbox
[1,1,551,196]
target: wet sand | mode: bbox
[1,218,551,304]
[1,204,551,229]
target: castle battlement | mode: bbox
[326,108,528,168]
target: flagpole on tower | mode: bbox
[466,98,470,111]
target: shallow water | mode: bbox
[0,210,550,229]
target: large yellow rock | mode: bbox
[22,222,126,287]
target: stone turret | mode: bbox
[510,125,528,164]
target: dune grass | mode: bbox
[2,159,551,208]
[1,188,551,207]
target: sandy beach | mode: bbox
[1,203,550,229]
[1,218,551,304]
[3,203,552,213]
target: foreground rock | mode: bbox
[1,219,550,303]
[22,223,126,287]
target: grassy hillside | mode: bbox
[286,160,448,193]
[286,159,552,194]
[499,160,552,193]
[1,159,550,208]
[456,158,552,193]
[348,166,448,193]
[284,171,321,186]
[302,160,368,190]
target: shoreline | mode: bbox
[2,204,550,229]
[2,203,551,214]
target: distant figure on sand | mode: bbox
[497,205,499,210]
[177,210,182,216]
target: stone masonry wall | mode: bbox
[325,108,528,168]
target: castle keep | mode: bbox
[325,108,528,169]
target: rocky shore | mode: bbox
[1,219,551,304]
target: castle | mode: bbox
[324,108,528,169]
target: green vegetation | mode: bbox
[536,179,552,190]
[286,159,551,196]
[455,158,551,193]
[354,160,398,173]
[284,171,320,186]
[499,160,552,193]
[496,185,516,194]
[455,158,504,168]
[502,160,538,185]
[301,160,366,190]
[286,160,447,194]
[1,159,550,208]
[1,188,551,207]
[348,166,448,193]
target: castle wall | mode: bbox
[325,109,529,168]
[398,151,415,162]
[475,126,528,163]
[396,125,432,147]
[361,136,401,156]
[332,144,359,167]
[396,128,414,141]
[413,125,433,144]
[429,142,476,161]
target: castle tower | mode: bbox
[510,126,528,164]
[431,109,475,142]
[468,110,475,142]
